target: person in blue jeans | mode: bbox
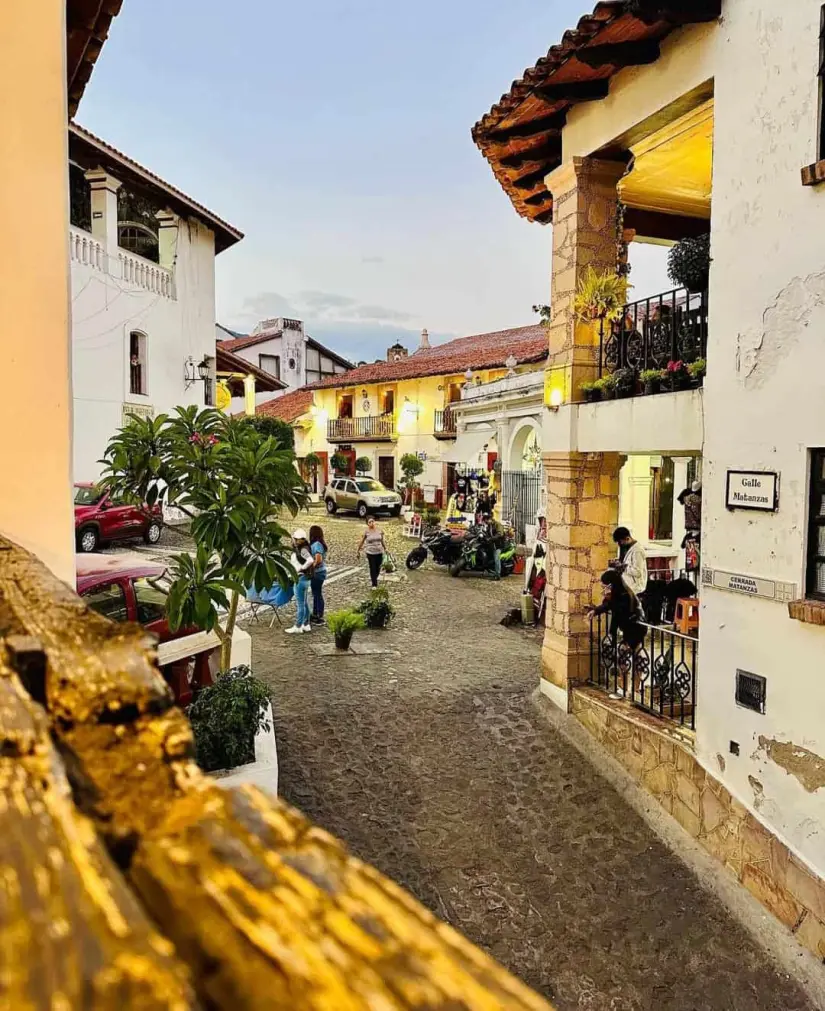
[285,529,314,634]
[309,524,328,624]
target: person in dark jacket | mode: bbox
[587,569,647,649]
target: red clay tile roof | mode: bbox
[306,324,548,390]
[215,347,285,393]
[217,331,354,369]
[255,388,315,424]
[69,123,243,252]
[471,0,720,223]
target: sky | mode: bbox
[79,0,669,362]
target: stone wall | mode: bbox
[571,687,825,962]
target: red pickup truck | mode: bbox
[74,483,163,553]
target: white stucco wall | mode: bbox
[701,0,825,877]
[72,217,218,482]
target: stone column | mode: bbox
[541,451,621,709]
[85,168,121,250]
[156,209,180,272]
[543,157,625,401]
[0,0,75,582]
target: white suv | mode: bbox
[324,477,402,518]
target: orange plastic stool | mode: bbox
[674,597,700,636]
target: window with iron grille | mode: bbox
[806,449,825,599]
[819,6,825,160]
[259,354,280,379]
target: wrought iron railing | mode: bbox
[599,287,708,377]
[588,612,698,729]
[129,361,143,395]
[434,407,457,436]
[328,414,395,441]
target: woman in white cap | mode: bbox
[285,529,314,634]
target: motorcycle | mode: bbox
[449,524,516,578]
[405,527,465,570]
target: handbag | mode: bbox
[382,550,397,573]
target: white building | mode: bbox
[69,124,248,482]
[474,0,825,958]
[216,318,352,415]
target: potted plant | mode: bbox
[687,358,706,386]
[423,504,442,530]
[580,380,600,404]
[667,234,711,293]
[303,451,322,493]
[330,451,350,476]
[600,374,618,400]
[572,267,629,325]
[399,453,424,507]
[187,665,271,772]
[355,455,372,476]
[327,609,366,650]
[355,587,396,629]
[639,368,665,395]
[613,368,636,399]
[665,360,690,391]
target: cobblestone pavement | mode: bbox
[244,514,813,1009]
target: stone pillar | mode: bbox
[85,168,121,250]
[156,209,180,272]
[0,0,75,583]
[543,157,625,400]
[541,451,621,708]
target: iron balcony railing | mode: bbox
[599,287,708,377]
[328,414,395,441]
[434,407,457,436]
[588,612,698,730]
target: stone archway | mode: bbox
[508,420,542,472]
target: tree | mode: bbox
[330,451,350,475]
[399,453,424,505]
[355,456,371,476]
[244,414,294,451]
[100,407,306,669]
[303,451,322,491]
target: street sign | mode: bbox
[726,470,779,511]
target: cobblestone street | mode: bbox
[246,514,814,1010]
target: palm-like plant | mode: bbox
[572,267,629,324]
[100,406,307,669]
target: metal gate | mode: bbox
[502,470,542,544]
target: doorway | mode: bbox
[338,394,354,418]
[378,456,395,490]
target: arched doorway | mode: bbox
[504,421,542,542]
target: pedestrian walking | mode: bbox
[610,526,648,595]
[357,514,386,588]
[309,524,328,624]
[285,529,314,635]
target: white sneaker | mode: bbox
[301,624,312,633]
[285,625,303,635]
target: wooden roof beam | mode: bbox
[512,168,551,192]
[575,39,661,69]
[499,137,562,168]
[533,78,610,103]
[627,0,721,26]
[524,190,554,206]
[485,109,568,143]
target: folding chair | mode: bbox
[245,597,283,629]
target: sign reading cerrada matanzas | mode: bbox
[725,470,779,512]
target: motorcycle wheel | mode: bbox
[449,560,465,578]
[406,547,427,570]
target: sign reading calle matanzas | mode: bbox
[725,470,779,511]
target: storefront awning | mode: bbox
[441,426,494,464]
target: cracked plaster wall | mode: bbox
[699,0,825,880]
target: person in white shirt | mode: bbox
[611,526,648,596]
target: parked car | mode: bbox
[323,477,402,518]
[76,555,213,705]
[74,482,163,553]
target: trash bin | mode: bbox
[521,591,535,625]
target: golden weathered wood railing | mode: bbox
[0,535,554,1010]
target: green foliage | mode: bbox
[572,268,629,324]
[355,455,372,475]
[326,609,366,647]
[245,414,294,450]
[667,234,711,292]
[100,406,306,666]
[639,368,666,384]
[580,380,599,393]
[330,451,350,474]
[687,358,706,379]
[187,665,270,772]
[423,504,442,528]
[399,453,424,504]
[355,587,396,629]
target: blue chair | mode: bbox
[245,583,293,628]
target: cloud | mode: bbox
[232,288,416,334]
[361,255,384,264]
[297,290,357,314]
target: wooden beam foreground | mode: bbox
[0,535,554,1011]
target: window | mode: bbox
[382,390,395,415]
[259,354,281,379]
[74,485,104,506]
[346,480,358,494]
[339,394,354,419]
[356,480,384,492]
[134,577,168,625]
[129,331,147,395]
[82,583,128,623]
[117,186,161,263]
[806,449,825,598]
[69,163,91,232]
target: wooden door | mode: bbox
[378,456,395,489]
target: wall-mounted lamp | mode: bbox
[184,356,211,389]
[360,389,367,398]
[548,388,564,412]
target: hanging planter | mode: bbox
[667,234,711,293]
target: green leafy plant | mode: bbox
[580,379,601,403]
[187,665,270,772]
[399,453,425,505]
[572,268,629,324]
[423,504,442,528]
[639,368,665,384]
[326,609,366,650]
[667,234,711,293]
[612,368,635,397]
[687,358,706,381]
[303,451,322,489]
[355,455,372,475]
[100,407,306,669]
[355,587,396,629]
[330,451,350,475]
[245,414,294,450]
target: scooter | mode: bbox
[449,525,516,578]
[405,527,465,570]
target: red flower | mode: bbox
[666,360,685,373]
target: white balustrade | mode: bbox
[69,226,175,299]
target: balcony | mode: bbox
[434,407,457,438]
[69,226,175,299]
[588,612,698,730]
[327,414,395,442]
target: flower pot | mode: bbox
[643,380,660,396]
[583,389,599,404]
[334,633,354,650]
[603,388,617,401]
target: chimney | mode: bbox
[419,328,430,350]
